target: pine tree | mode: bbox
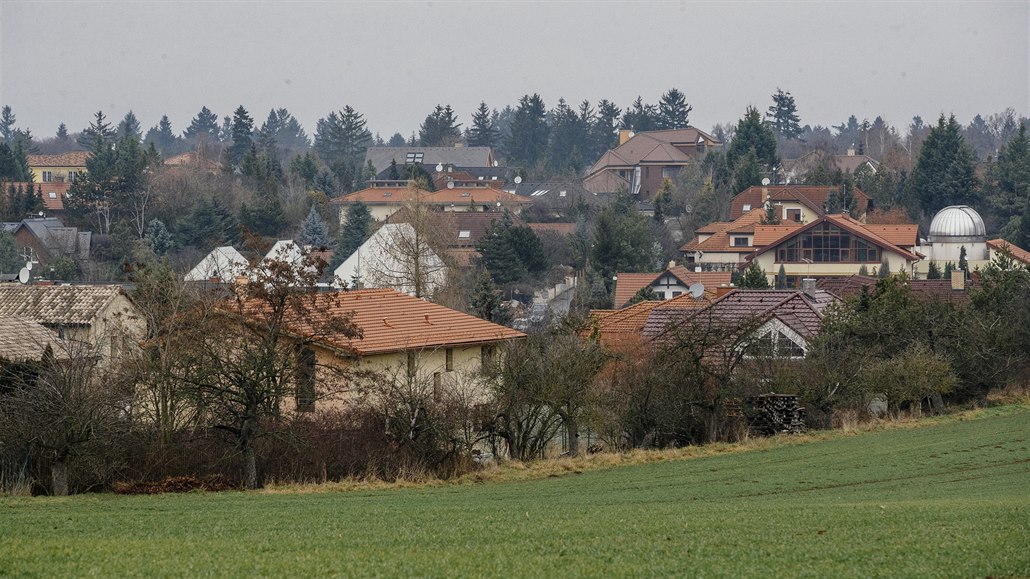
[739,261,770,288]
[776,264,788,289]
[878,257,891,278]
[183,106,220,142]
[466,102,499,148]
[330,201,372,270]
[144,219,174,255]
[658,88,692,130]
[469,272,511,325]
[77,111,116,149]
[908,114,979,216]
[766,88,802,140]
[226,106,254,171]
[297,205,331,249]
[926,261,942,279]
[118,111,142,141]
[0,106,15,143]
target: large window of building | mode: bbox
[774,222,880,263]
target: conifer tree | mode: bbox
[621,96,659,132]
[118,111,142,141]
[226,106,255,171]
[858,264,869,276]
[727,106,778,173]
[504,94,549,169]
[878,257,891,278]
[776,264,788,289]
[943,261,953,277]
[77,111,116,150]
[297,205,331,249]
[145,115,180,156]
[908,114,979,216]
[0,106,15,143]
[766,88,803,140]
[419,104,462,147]
[739,261,770,289]
[958,246,968,275]
[466,102,499,148]
[658,88,692,130]
[469,272,511,325]
[144,219,174,255]
[330,201,372,270]
[55,123,69,142]
[926,261,942,279]
[183,106,220,142]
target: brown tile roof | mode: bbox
[27,151,90,168]
[3,181,66,211]
[752,214,920,262]
[0,284,126,327]
[244,288,525,356]
[0,317,70,361]
[680,209,766,253]
[730,185,871,220]
[863,224,919,247]
[752,223,805,246]
[527,222,577,236]
[816,275,975,305]
[987,238,1030,265]
[613,266,731,308]
[586,128,719,175]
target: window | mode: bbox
[696,143,706,155]
[48,191,57,199]
[672,291,682,297]
[662,167,678,179]
[458,230,471,239]
[405,152,424,164]
[742,204,752,211]
[295,347,316,412]
[559,190,567,197]
[42,171,53,182]
[786,209,802,222]
[481,345,494,367]
[68,171,78,183]
[774,222,881,263]
[747,330,805,359]
[445,348,454,371]
[733,236,749,247]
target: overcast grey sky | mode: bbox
[1,1,1027,140]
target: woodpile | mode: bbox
[746,393,806,436]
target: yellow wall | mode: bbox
[753,250,913,282]
[31,166,85,184]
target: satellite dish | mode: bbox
[435,163,444,172]
[688,283,705,299]
[447,181,455,189]
[18,268,30,284]
[493,160,499,167]
[25,261,33,271]
[761,177,771,186]
[514,176,523,184]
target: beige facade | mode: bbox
[752,250,914,284]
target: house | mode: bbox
[3,217,91,269]
[588,288,716,352]
[583,128,722,199]
[816,273,978,305]
[641,287,837,359]
[333,223,447,296]
[3,180,66,213]
[184,246,250,283]
[780,148,880,184]
[27,151,90,184]
[363,146,496,176]
[747,213,921,286]
[0,284,144,364]
[986,238,1030,267]
[0,317,71,362]
[680,208,774,269]
[515,178,609,221]
[612,264,732,309]
[163,150,221,174]
[330,180,531,223]
[238,288,525,412]
[729,185,872,222]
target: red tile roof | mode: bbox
[241,288,525,356]
[987,239,1030,265]
[680,209,766,253]
[752,214,920,262]
[330,184,529,208]
[730,185,871,220]
[816,275,976,305]
[612,266,731,308]
[27,151,90,167]
[3,181,66,211]
[863,224,919,247]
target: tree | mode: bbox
[297,205,331,249]
[766,88,802,140]
[775,264,788,289]
[183,106,220,143]
[68,131,155,235]
[466,102,499,148]
[0,340,130,495]
[621,96,659,132]
[469,272,511,325]
[504,94,549,170]
[878,257,891,278]
[363,195,450,299]
[55,123,69,143]
[144,219,174,256]
[0,106,15,143]
[590,99,621,158]
[545,98,588,174]
[176,196,240,249]
[387,132,406,147]
[726,106,778,176]
[118,111,142,141]
[257,108,309,157]
[144,115,181,157]
[331,201,373,270]
[76,111,116,150]
[658,88,692,130]
[477,214,547,285]
[590,195,660,282]
[927,261,942,279]
[908,114,979,216]
[166,250,360,488]
[225,106,254,171]
[958,246,968,275]
[0,142,31,182]
[419,104,462,147]
[0,228,20,273]
[825,181,857,216]
[732,149,763,194]
[314,106,372,165]
[739,261,770,288]
[985,123,1030,238]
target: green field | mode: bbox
[2,405,1029,577]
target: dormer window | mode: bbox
[733,236,750,247]
[405,152,424,164]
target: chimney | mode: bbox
[847,144,856,157]
[950,270,965,291]
[801,278,817,298]
[715,284,734,298]
[619,129,635,145]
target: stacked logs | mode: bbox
[746,393,806,436]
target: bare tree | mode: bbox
[362,190,451,299]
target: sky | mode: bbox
[1,1,1028,141]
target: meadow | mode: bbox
[1,404,1028,577]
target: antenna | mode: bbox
[688,283,704,299]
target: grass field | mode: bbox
[2,404,1029,577]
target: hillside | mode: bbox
[2,404,1028,576]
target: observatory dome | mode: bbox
[928,205,986,242]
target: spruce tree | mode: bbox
[727,106,778,172]
[183,106,220,142]
[908,114,979,216]
[314,106,372,166]
[590,99,621,158]
[118,111,142,140]
[658,88,692,130]
[958,246,968,275]
[878,257,891,278]
[732,149,763,194]
[504,94,549,169]
[0,228,19,273]
[926,261,942,279]
[776,264,788,289]
[766,88,803,140]
[387,132,406,147]
[0,106,14,143]
[226,106,255,171]
[145,115,180,156]
[943,261,953,277]
[986,123,1030,238]
[469,272,511,325]
[419,104,462,147]
[466,102,499,148]
[739,261,770,289]
[77,111,116,149]
[330,201,372,270]
[297,205,331,249]
[144,219,174,255]
[55,123,69,142]
[621,96,659,132]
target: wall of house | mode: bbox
[31,167,84,184]
[338,204,400,225]
[753,250,913,282]
[12,228,51,264]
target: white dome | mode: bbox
[928,205,986,241]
